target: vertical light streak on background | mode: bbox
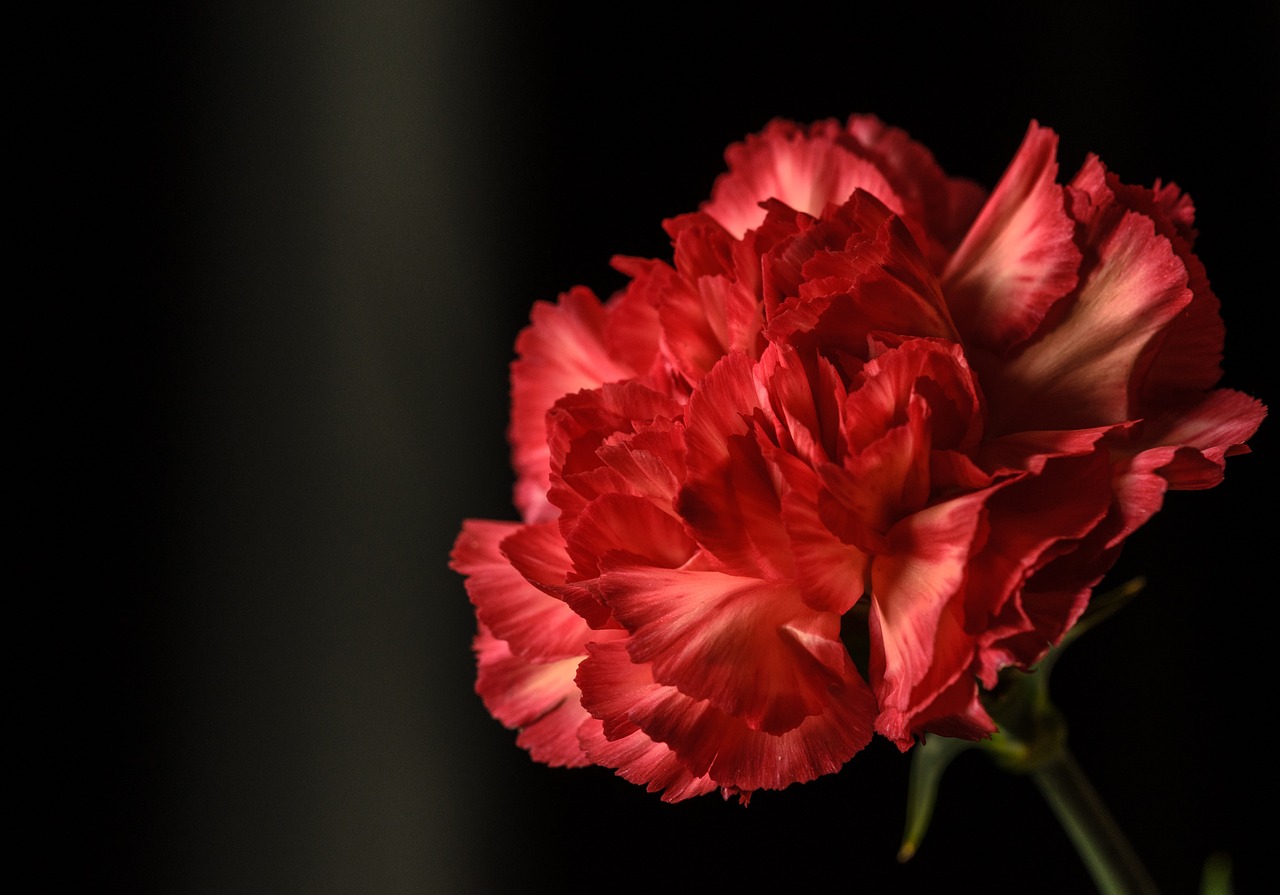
[155,2,513,891]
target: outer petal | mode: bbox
[978,425,1114,475]
[472,626,592,768]
[1102,390,1267,547]
[1072,158,1225,412]
[451,519,594,662]
[577,716,717,802]
[578,641,875,796]
[942,122,1081,355]
[1130,389,1265,490]
[498,517,613,631]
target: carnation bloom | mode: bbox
[451,115,1264,803]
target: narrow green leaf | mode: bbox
[898,734,978,862]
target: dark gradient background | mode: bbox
[93,2,1275,893]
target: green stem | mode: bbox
[1030,748,1161,895]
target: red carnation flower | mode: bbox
[451,115,1264,803]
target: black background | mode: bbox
[74,2,1276,893]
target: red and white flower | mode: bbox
[451,115,1264,802]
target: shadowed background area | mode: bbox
[101,2,1275,892]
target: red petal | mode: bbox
[898,676,995,745]
[600,565,846,734]
[473,627,593,768]
[764,195,957,363]
[620,218,763,385]
[842,114,988,257]
[1101,390,1267,547]
[967,452,1114,679]
[822,407,931,541]
[868,492,987,747]
[545,381,684,530]
[1129,389,1266,489]
[1073,159,1225,412]
[781,485,870,615]
[565,493,696,581]
[756,343,845,468]
[702,118,904,238]
[679,352,797,578]
[451,520,595,662]
[593,417,687,511]
[978,425,1114,475]
[497,518,613,631]
[578,641,875,794]
[681,352,764,473]
[942,122,1081,354]
[659,273,761,384]
[577,716,718,802]
[820,340,981,542]
[511,288,653,521]
[984,210,1193,434]
[731,358,870,614]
